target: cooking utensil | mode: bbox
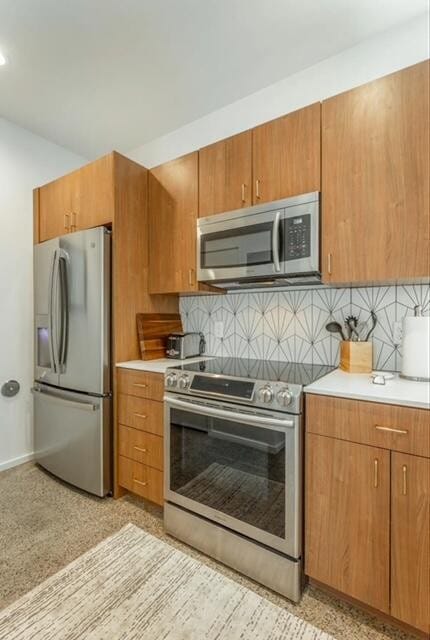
[364,311,377,341]
[345,315,360,341]
[355,321,368,341]
[325,321,347,341]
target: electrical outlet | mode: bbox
[214,321,224,339]
[393,321,403,345]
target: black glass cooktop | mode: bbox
[172,357,334,387]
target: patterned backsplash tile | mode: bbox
[180,283,430,371]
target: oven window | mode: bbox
[169,407,286,539]
[200,222,273,269]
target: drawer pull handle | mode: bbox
[133,413,147,419]
[375,425,408,435]
[402,464,408,496]
[134,446,148,454]
[327,253,332,276]
[133,383,148,388]
[373,458,379,488]
[133,478,148,487]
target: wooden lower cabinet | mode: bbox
[118,425,163,471]
[391,453,430,634]
[117,368,164,401]
[306,394,430,635]
[118,456,163,506]
[116,369,165,506]
[305,433,390,612]
[118,394,164,435]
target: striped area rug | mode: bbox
[0,524,334,639]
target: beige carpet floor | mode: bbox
[0,523,335,639]
[0,463,416,640]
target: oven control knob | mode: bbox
[178,374,190,390]
[258,384,274,404]
[166,372,178,388]
[277,387,293,407]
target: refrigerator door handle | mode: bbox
[31,387,99,412]
[58,250,69,371]
[48,250,59,373]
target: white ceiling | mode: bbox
[0,0,428,158]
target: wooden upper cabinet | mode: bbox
[252,103,321,205]
[391,452,430,634]
[199,130,252,216]
[148,152,200,294]
[322,60,430,284]
[74,154,115,230]
[38,172,79,242]
[35,152,119,243]
[305,433,390,613]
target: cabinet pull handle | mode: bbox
[327,253,332,275]
[133,383,148,388]
[241,183,246,203]
[133,478,148,487]
[255,179,261,199]
[375,425,408,435]
[134,446,148,454]
[188,269,195,287]
[133,412,147,419]
[71,212,77,230]
[402,464,408,495]
[64,213,70,230]
[373,458,379,488]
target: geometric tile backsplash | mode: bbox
[180,283,430,372]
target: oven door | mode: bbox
[197,208,284,283]
[164,394,302,558]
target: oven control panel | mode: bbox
[165,370,302,414]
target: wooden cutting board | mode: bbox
[136,313,183,360]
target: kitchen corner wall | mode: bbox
[0,118,86,472]
[180,284,430,372]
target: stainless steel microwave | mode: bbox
[197,192,320,288]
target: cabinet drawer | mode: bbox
[117,368,164,401]
[306,395,429,457]
[118,394,164,436]
[118,456,163,506]
[118,425,163,470]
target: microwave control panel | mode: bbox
[284,214,311,260]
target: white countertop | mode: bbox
[116,357,213,374]
[305,369,430,410]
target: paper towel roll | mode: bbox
[401,315,430,380]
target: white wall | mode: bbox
[0,118,85,471]
[128,14,429,167]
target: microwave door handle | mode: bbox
[272,211,281,272]
[165,395,294,429]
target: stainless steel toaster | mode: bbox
[166,332,205,359]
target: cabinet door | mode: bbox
[149,152,199,293]
[305,434,390,612]
[199,131,252,216]
[74,154,115,231]
[322,60,429,283]
[391,453,430,634]
[38,173,78,242]
[252,103,321,205]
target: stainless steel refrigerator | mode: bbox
[33,227,111,497]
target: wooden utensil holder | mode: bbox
[340,341,373,373]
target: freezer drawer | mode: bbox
[33,384,111,497]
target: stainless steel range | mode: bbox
[163,357,333,602]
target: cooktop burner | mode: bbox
[174,357,334,387]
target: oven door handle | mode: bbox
[165,395,295,429]
[272,210,281,273]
